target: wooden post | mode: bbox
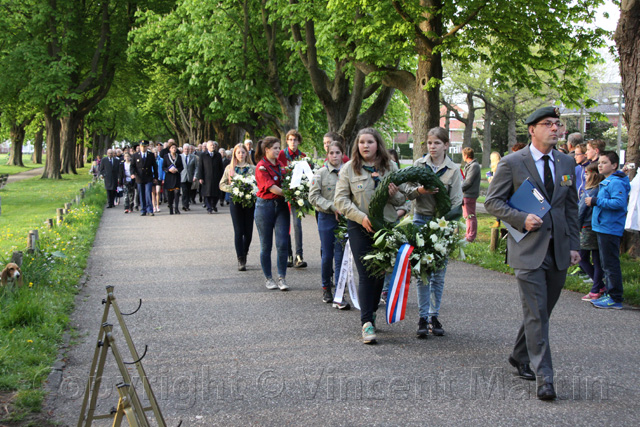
[57,208,64,225]
[11,251,23,267]
[46,218,54,228]
[490,228,500,252]
[80,188,86,198]
[65,202,72,211]
[27,230,39,253]
[75,195,81,205]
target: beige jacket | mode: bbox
[334,160,406,224]
[405,155,463,216]
[219,164,256,193]
[309,163,341,214]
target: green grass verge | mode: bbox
[463,213,640,306]
[0,153,40,176]
[0,173,105,422]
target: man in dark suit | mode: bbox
[244,139,256,165]
[180,144,198,211]
[99,149,120,208]
[131,140,158,216]
[485,107,580,401]
[197,140,223,213]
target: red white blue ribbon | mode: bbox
[386,243,414,324]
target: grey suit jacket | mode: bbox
[485,146,579,270]
[181,154,197,183]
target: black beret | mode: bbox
[524,107,561,125]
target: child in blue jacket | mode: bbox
[585,151,631,309]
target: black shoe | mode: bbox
[294,255,307,268]
[169,207,174,215]
[150,213,154,216]
[428,316,445,336]
[238,256,246,271]
[212,206,218,212]
[537,383,556,401]
[287,256,294,268]
[417,317,429,339]
[141,212,146,216]
[175,209,180,214]
[322,288,333,303]
[508,356,536,381]
[135,206,139,211]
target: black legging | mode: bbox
[230,201,255,258]
[166,188,181,211]
[347,220,383,325]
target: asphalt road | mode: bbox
[46,201,640,426]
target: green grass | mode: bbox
[463,213,640,306]
[0,153,41,176]
[0,171,95,254]
[0,171,105,422]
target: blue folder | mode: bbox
[504,179,551,242]
[507,178,551,217]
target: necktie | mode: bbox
[542,155,554,200]
[362,165,380,188]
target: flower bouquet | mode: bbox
[364,215,465,284]
[230,174,258,208]
[282,158,316,218]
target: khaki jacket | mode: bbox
[405,155,463,216]
[219,164,256,193]
[334,160,406,224]
[309,163,341,214]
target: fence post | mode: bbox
[27,230,39,253]
[57,208,64,225]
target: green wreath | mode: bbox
[368,166,454,231]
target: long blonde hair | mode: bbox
[228,143,250,182]
[490,151,501,173]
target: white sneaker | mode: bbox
[277,277,289,291]
[362,322,377,344]
[265,278,278,290]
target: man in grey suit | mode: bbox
[180,144,197,211]
[485,106,580,401]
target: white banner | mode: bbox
[333,240,360,310]
[290,160,315,188]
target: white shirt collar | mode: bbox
[529,144,554,162]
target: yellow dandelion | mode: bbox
[27,339,33,343]
[29,282,33,287]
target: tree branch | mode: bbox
[354,62,415,98]
[442,4,486,39]
[391,0,434,51]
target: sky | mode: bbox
[595,1,621,82]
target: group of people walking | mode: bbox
[97,109,637,402]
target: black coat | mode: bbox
[163,153,184,189]
[99,157,120,191]
[131,151,158,184]
[197,151,223,197]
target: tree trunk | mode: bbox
[42,109,62,179]
[482,102,493,168]
[75,119,85,170]
[411,41,442,159]
[506,96,517,153]
[32,125,44,164]
[615,0,640,257]
[463,93,475,148]
[60,113,83,174]
[7,122,26,166]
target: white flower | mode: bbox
[422,253,434,264]
[429,221,439,230]
[233,188,240,195]
[437,218,449,229]
[430,234,438,243]
[416,234,425,247]
[297,199,304,207]
[245,194,251,199]
[295,190,301,196]
[434,243,447,254]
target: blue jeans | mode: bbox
[255,198,290,279]
[317,212,344,288]
[137,182,153,214]
[288,205,303,257]
[597,232,623,303]
[414,213,448,319]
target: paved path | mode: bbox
[46,201,640,426]
[5,166,44,183]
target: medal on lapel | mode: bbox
[560,175,572,186]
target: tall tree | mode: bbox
[330,0,607,158]
[615,0,639,257]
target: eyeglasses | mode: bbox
[536,121,565,129]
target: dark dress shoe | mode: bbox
[508,356,536,381]
[212,206,218,212]
[537,383,556,401]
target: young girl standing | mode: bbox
[334,128,406,344]
[579,162,605,301]
[220,143,256,271]
[405,127,462,338]
[255,137,291,291]
[309,141,349,309]
[277,129,307,268]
